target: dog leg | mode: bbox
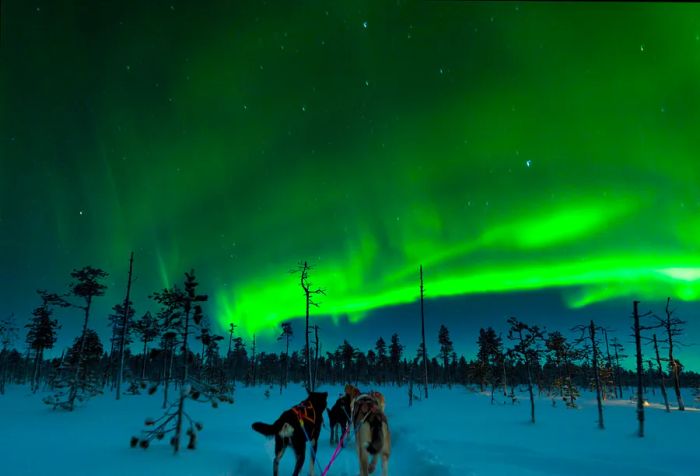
[291,439,305,476]
[368,453,378,474]
[273,436,285,476]
[309,438,317,476]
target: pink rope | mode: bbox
[321,423,351,476]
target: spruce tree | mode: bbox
[438,325,454,387]
[26,291,68,392]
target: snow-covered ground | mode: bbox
[1,384,698,476]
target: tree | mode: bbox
[132,311,160,380]
[116,251,135,401]
[277,322,293,391]
[26,291,68,392]
[651,333,671,412]
[389,333,404,385]
[45,266,108,411]
[0,314,19,394]
[632,301,648,437]
[438,325,453,387]
[610,337,626,398]
[132,270,230,455]
[507,317,544,424]
[544,331,578,408]
[655,297,686,411]
[375,336,388,384]
[419,265,429,398]
[573,321,606,429]
[294,261,325,392]
[476,327,503,395]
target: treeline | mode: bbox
[0,260,698,444]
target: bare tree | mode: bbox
[420,265,429,399]
[610,337,626,399]
[573,321,605,429]
[654,297,686,411]
[632,301,651,438]
[294,261,325,392]
[116,252,135,400]
[651,334,671,412]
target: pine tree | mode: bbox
[26,291,68,392]
[0,314,19,394]
[375,337,388,384]
[438,325,454,387]
[507,317,544,424]
[277,322,293,391]
[389,333,404,385]
[132,270,230,454]
[44,266,108,411]
[544,331,579,408]
[132,311,160,380]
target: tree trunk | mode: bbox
[68,295,92,410]
[116,251,134,400]
[614,344,624,399]
[420,265,428,399]
[665,298,685,411]
[602,328,616,399]
[633,301,645,438]
[305,290,311,392]
[32,348,42,393]
[652,334,670,412]
[141,338,149,380]
[526,358,535,423]
[590,321,605,430]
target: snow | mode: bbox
[1,384,698,476]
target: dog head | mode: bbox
[307,391,329,413]
[344,384,361,399]
[369,391,386,412]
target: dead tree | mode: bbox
[116,252,135,400]
[601,328,617,398]
[655,297,685,411]
[312,324,321,391]
[420,265,429,399]
[250,333,257,387]
[633,301,651,438]
[294,261,325,392]
[611,337,626,398]
[573,321,605,429]
[651,334,670,412]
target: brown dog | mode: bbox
[352,392,390,476]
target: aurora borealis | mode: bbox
[2,2,700,365]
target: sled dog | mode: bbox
[252,391,328,476]
[352,392,390,476]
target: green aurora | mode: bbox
[2,2,700,348]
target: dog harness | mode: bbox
[292,400,316,426]
[352,394,386,426]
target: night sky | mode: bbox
[2,2,700,367]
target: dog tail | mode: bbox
[367,418,384,455]
[251,419,283,436]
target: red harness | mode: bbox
[292,400,316,426]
